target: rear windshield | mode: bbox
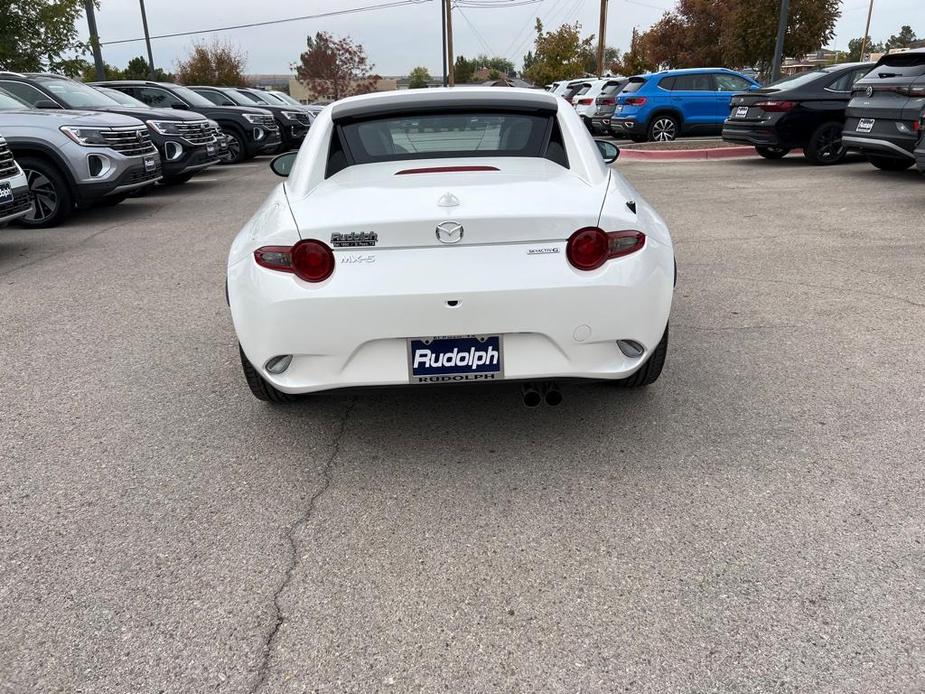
[766,69,826,89]
[622,78,646,93]
[869,53,925,78]
[601,81,626,96]
[330,110,567,175]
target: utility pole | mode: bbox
[770,0,790,83]
[596,0,609,76]
[84,0,106,80]
[446,0,455,87]
[859,0,875,61]
[441,0,448,86]
[138,0,156,80]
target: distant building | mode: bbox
[245,74,292,91]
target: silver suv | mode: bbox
[0,87,162,228]
[0,133,32,226]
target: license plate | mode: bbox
[144,157,155,172]
[0,181,12,208]
[207,144,216,155]
[408,335,503,384]
[857,118,875,133]
[736,106,749,118]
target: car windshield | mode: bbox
[0,89,30,110]
[338,111,555,166]
[168,84,218,108]
[97,87,147,107]
[766,70,827,89]
[236,89,271,105]
[272,92,303,106]
[220,89,254,106]
[35,77,120,108]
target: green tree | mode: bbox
[176,39,248,86]
[80,61,124,82]
[885,25,918,50]
[293,32,378,100]
[122,56,173,81]
[0,0,94,76]
[847,36,883,62]
[580,45,620,75]
[408,66,431,88]
[454,55,476,83]
[522,20,595,86]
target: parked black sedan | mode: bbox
[722,62,874,164]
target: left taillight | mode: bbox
[254,239,335,282]
[755,100,797,112]
[566,228,646,271]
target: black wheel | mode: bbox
[221,130,247,164]
[647,115,679,142]
[756,146,790,159]
[804,122,846,165]
[239,345,294,403]
[162,172,195,185]
[15,156,73,228]
[866,155,914,171]
[618,324,668,388]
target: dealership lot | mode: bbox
[1,158,923,692]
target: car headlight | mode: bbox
[281,111,307,123]
[59,126,110,146]
[146,120,182,135]
[242,113,265,125]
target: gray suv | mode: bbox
[0,133,32,226]
[0,87,162,228]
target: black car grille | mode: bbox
[0,138,19,179]
[258,115,278,130]
[101,127,158,156]
[175,120,215,145]
[1,189,33,217]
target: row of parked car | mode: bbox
[551,49,925,175]
[0,73,320,228]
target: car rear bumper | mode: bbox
[610,117,641,134]
[229,241,674,394]
[842,118,917,159]
[721,122,782,147]
[77,159,163,202]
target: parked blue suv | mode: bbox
[611,68,760,142]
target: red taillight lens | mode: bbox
[755,100,797,112]
[599,96,616,106]
[254,239,335,283]
[625,96,647,106]
[566,228,645,271]
[577,98,593,105]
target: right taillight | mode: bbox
[577,98,593,105]
[755,100,797,112]
[566,228,646,271]
[254,239,335,282]
[625,96,647,106]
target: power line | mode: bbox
[455,5,498,55]
[100,0,432,46]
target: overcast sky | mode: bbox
[88,0,921,77]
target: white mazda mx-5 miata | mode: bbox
[227,88,674,405]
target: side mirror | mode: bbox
[34,99,62,109]
[170,102,190,110]
[270,151,297,177]
[595,139,620,164]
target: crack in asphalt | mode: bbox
[249,396,358,694]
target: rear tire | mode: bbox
[866,155,913,171]
[618,324,668,388]
[756,146,789,159]
[647,115,679,142]
[15,156,73,229]
[804,122,846,165]
[239,345,295,403]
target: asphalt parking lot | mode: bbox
[1,156,923,693]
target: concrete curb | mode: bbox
[618,145,759,161]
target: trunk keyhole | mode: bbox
[446,300,460,307]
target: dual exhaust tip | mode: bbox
[522,382,562,408]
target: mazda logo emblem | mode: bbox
[435,221,464,244]
[865,85,873,98]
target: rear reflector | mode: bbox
[395,165,499,175]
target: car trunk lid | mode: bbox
[288,157,615,249]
